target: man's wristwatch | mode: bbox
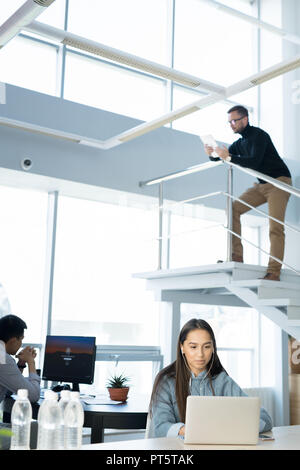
[17,362,26,369]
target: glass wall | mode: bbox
[67,0,170,65]
[64,52,168,120]
[0,0,279,391]
[173,0,254,86]
[0,0,258,140]
[0,186,48,343]
[51,195,159,346]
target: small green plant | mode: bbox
[106,373,130,389]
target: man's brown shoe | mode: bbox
[261,272,280,281]
[217,255,244,263]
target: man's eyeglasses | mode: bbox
[228,117,245,125]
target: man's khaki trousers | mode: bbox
[232,176,292,275]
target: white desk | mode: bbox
[82,425,300,450]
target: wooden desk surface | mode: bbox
[82,425,300,450]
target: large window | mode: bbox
[0,36,58,96]
[174,0,255,86]
[0,0,278,393]
[0,186,48,343]
[67,0,170,66]
[51,195,159,346]
[0,0,258,132]
[64,52,167,121]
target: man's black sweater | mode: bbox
[211,124,291,184]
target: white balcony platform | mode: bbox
[133,262,300,337]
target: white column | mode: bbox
[160,301,181,367]
[273,327,290,425]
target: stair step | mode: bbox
[287,306,300,322]
[231,279,300,289]
[287,320,300,326]
[259,298,300,307]
[257,286,300,299]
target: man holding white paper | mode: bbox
[203,105,291,281]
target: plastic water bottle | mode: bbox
[64,391,84,449]
[37,390,62,450]
[10,389,32,450]
[58,390,71,448]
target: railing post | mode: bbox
[158,182,164,270]
[226,165,233,262]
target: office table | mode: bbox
[2,394,149,444]
[82,425,300,450]
[82,395,149,443]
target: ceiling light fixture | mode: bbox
[24,21,225,94]
[0,115,107,147]
[226,54,300,97]
[1,53,299,151]
[102,54,300,149]
[0,0,55,48]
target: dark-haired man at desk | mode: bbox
[0,314,40,403]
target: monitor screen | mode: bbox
[42,336,96,388]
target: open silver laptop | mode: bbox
[184,396,260,445]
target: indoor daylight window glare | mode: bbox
[174,0,255,86]
[51,195,160,346]
[64,52,168,121]
[0,186,48,344]
[67,0,170,65]
[0,36,58,96]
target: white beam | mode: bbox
[24,21,225,95]
[0,0,56,48]
[228,285,300,339]
[0,53,299,152]
[0,83,6,104]
[197,0,300,46]
[103,54,300,149]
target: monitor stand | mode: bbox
[51,383,80,393]
[72,383,80,392]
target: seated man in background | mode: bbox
[0,314,40,404]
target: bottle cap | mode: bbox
[44,390,58,400]
[17,389,28,398]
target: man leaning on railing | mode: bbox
[204,105,292,282]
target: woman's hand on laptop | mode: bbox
[178,425,185,437]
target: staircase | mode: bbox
[134,261,300,425]
[134,262,300,339]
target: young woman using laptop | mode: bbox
[148,318,272,438]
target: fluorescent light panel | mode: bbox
[109,54,300,147]
[25,21,225,94]
[2,52,299,152]
[226,54,300,97]
[0,0,55,48]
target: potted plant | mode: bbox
[107,373,130,402]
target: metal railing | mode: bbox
[139,160,300,275]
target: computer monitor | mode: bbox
[42,335,96,392]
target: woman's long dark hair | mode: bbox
[149,318,227,423]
